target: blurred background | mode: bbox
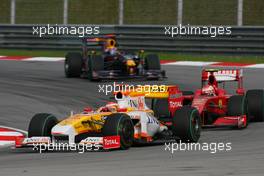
[0,0,263,59]
[0,0,263,25]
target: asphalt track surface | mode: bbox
[0,60,264,176]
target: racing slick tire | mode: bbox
[246,89,264,122]
[87,55,104,81]
[102,113,134,150]
[144,54,161,70]
[152,98,170,119]
[28,113,58,137]
[182,91,194,105]
[65,52,82,78]
[171,106,201,143]
[227,95,249,127]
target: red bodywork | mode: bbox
[186,69,247,128]
[192,69,247,128]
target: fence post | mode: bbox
[237,0,243,26]
[63,0,68,24]
[119,0,124,25]
[10,0,16,24]
[177,0,183,25]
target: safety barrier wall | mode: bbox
[0,25,263,55]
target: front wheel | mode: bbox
[171,106,201,142]
[227,95,248,128]
[102,113,134,150]
[246,89,264,122]
[28,113,58,137]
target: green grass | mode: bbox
[1,49,264,63]
[158,53,264,64]
[0,49,67,57]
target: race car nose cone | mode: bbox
[51,125,75,136]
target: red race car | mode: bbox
[152,69,264,129]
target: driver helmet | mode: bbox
[105,39,117,55]
[208,75,216,85]
[106,102,119,112]
[202,85,215,95]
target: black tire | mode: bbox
[102,113,134,150]
[65,52,82,78]
[28,113,58,137]
[246,89,264,122]
[182,91,194,105]
[87,55,104,80]
[144,54,161,70]
[227,95,249,127]
[227,95,247,116]
[171,106,201,143]
[152,98,170,118]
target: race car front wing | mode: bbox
[16,135,121,151]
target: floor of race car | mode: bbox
[0,60,264,176]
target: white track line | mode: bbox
[1,55,264,68]
[245,64,264,68]
[24,57,65,62]
[164,61,219,66]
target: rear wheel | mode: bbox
[152,98,170,119]
[182,91,194,105]
[28,113,58,137]
[171,106,201,142]
[87,55,104,81]
[102,113,134,150]
[246,89,264,122]
[65,52,82,78]
[227,95,248,127]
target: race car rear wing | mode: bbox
[202,69,243,82]
[83,34,117,53]
[114,85,187,115]
[113,85,181,99]
[85,34,116,43]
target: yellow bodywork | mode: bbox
[56,85,177,136]
[57,107,153,135]
[58,112,111,134]
[115,85,175,98]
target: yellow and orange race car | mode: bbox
[17,85,200,151]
